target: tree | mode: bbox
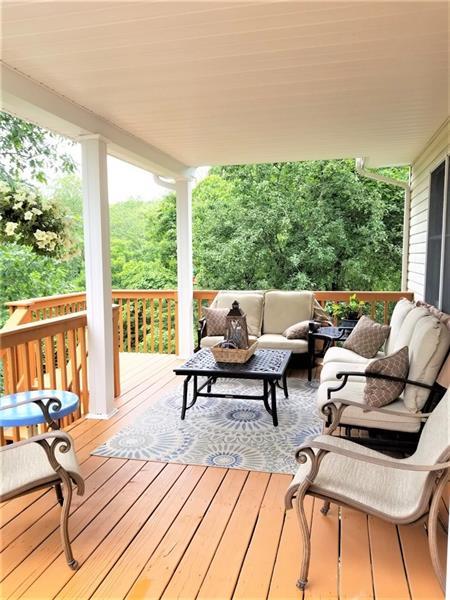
[0,112,75,184]
[140,160,406,292]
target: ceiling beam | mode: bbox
[1,62,190,178]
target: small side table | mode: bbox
[307,326,352,381]
[0,390,79,436]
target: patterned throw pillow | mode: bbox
[343,316,390,358]
[364,346,409,408]
[283,320,310,339]
[203,307,229,336]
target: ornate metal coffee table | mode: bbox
[174,348,291,427]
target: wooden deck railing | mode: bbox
[0,306,120,443]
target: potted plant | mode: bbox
[328,294,367,329]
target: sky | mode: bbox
[67,143,209,204]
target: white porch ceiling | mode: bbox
[1,1,448,168]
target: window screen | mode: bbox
[425,161,445,307]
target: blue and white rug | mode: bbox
[92,378,322,474]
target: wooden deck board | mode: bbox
[0,353,445,600]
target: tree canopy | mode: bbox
[0,113,75,184]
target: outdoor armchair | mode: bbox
[285,391,449,592]
[0,394,84,569]
[320,369,438,436]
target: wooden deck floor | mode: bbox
[0,352,447,600]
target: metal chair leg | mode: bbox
[427,474,447,592]
[321,500,331,516]
[58,474,79,570]
[294,492,311,590]
[55,482,64,506]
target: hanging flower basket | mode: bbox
[0,180,69,257]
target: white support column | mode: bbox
[176,178,194,358]
[81,135,116,419]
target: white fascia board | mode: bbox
[0,63,190,178]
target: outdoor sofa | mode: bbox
[318,298,450,443]
[198,290,329,355]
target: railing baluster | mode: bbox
[118,298,124,352]
[44,336,56,389]
[78,325,89,415]
[67,329,81,420]
[158,299,163,353]
[168,298,172,354]
[151,299,155,352]
[126,299,131,352]
[143,299,148,352]
[35,339,44,389]
[134,299,139,352]
[57,332,68,390]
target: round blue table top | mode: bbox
[0,390,79,427]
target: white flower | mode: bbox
[13,201,23,210]
[34,229,46,241]
[0,181,10,194]
[24,211,34,220]
[31,207,42,216]
[5,222,18,236]
[28,198,37,206]
[14,191,27,202]
[41,199,51,211]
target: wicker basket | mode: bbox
[210,341,257,364]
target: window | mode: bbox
[425,158,449,310]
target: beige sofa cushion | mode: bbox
[257,333,308,353]
[323,346,384,365]
[391,306,429,352]
[385,298,416,354]
[317,381,421,433]
[402,316,450,411]
[212,291,264,337]
[201,335,258,349]
[263,291,314,335]
[320,361,368,383]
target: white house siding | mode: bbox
[407,119,449,300]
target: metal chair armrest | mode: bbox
[336,370,435,391]
[0,430,72,453]
[0,394,64,429]
[295,439,450,472]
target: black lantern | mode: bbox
[225,301,250,349]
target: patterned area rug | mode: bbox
[92,378,322,474]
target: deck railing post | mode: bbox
[176,178,194,357]
[81,135,116,419]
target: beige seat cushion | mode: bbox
[402,316,450,411]
[212,292,264,337]
[317,381,421,433]
[263,291,314,334]
[201,335,258,349]
[286,435,429,520]
[257,333,308,353]
[323,346,384,365]
[385,298,415,355]
[0,435,81,499]
[320,361,368,383]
